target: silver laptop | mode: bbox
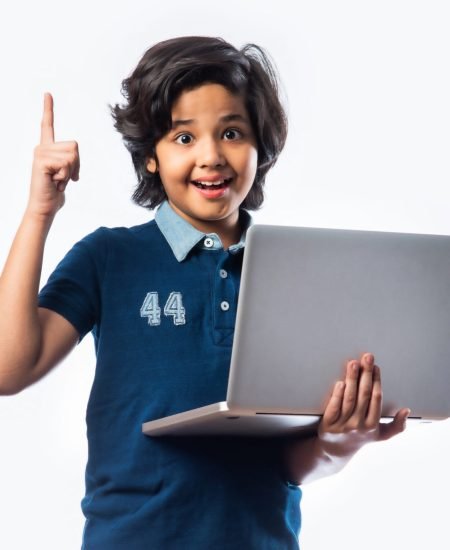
[142,224,450,437]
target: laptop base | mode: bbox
[142,402,435,437]
[142,402,322,437]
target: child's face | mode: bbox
[146,83,258,233]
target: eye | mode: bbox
[223,128,242,141]
[175,133,193,145]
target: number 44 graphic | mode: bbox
[140,292,186,326]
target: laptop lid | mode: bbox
[226,224,450,420]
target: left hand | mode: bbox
[318,352,410,458]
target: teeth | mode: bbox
[191,177,231,190]
[195,180,225,187]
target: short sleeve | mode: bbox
[38,228,108,342]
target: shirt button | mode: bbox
[219,269,228,279]
[204,237,214,248]
[220,301,230,311]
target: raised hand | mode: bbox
[27,93,80,218]
[318,353,410,457]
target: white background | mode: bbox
[1,1,449,548]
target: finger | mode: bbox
[54,141,80,180]
[48,148,80,182]
[72,148,80,181]
[41,148,79,184]
[379,408,410,441]
[322,381,345,426]
[48,162,73,187]
[40,92,55,145]
[366,365,382,427]
[353,353,375,418]
[341,359,360,420]
[58,162,79,189]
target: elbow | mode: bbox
[0,384,23,396]
[283,464,302,486]
[0,378,28,396]
[0,365,31,396]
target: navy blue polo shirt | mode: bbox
[38,201,301,549]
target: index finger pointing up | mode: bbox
[40,92,55,144]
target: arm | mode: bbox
[283,353,410,485]
[0,93,80,395]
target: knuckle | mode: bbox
[372,389,382,401]
[359,391,370,402]
[344,394,355,406]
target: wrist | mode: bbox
[23,206,56,231]
[284,434,348,485]
[317,429,372,462]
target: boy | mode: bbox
[0,36,409,549]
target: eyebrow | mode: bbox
[171,113,250,130]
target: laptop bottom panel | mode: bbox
[141,403,441,436]
[142,402,322,437]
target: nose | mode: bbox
[196,137,226,168]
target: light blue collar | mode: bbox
[155,200,252,262]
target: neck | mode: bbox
[167,201,243,250]
[196,216,242,249]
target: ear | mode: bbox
[146,156,158,174]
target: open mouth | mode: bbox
[191,177,233,190]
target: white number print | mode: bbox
[140,292,186,326]
[140,292,161,326]
[163,292,186,326]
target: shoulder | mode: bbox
[78,219,160,251]
[74,219,174,271]
[49,220,161,278]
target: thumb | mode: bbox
[379,408,410,441]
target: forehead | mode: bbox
[171,83,249,119]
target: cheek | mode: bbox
[243,148,258,181]
[160,158,190,183]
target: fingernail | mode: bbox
[365,353,374,365]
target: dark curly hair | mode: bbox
[109,36,288,210]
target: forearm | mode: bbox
[0,209,54,392]
[283,434,354,485]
